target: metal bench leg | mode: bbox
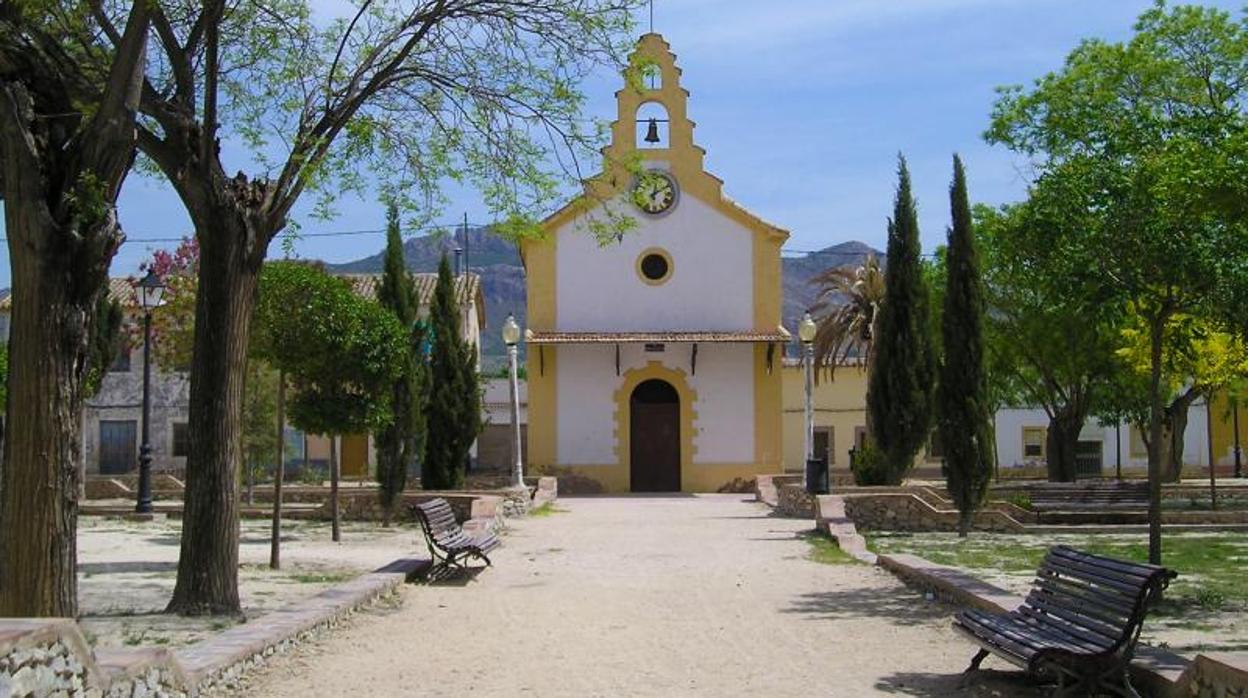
[1116,668,1142,698]
[964,649,989,674]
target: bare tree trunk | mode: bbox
[1146,311,1167,566]
[1045,404,1085,483]
[1206,392,1218,511]
[331,434,341,542]
[0,3,147,613]
[167,216,264,616]
[1158,390,1197,484]
[270,373,284,569]
[0,226,99,617]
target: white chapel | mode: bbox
[521,33,791,493]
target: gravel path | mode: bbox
[229,495,1038,697]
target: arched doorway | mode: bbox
[630,379,681,492]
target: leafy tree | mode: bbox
[68,0,642,616]
[866,156,936,483]
[987,3,1248,563]
[254,262,406,542]
[937,156,994,537]
[0,0,150,616]
[1114,309,1248,481]
[374,204,426,525]
[242,361,280,505]
[976,203,1119,482]
[85,294,125,398]
[423,254,482,490]
[809,254,884,385]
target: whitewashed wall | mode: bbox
[994,405,1210,471]
[555,188,754,332]
[554,342,754,466]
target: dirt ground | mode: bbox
[222,495,1042,697]
[77,516,417,650]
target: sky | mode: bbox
[1,0,1242,287]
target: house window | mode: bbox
[1022,427,1047,459]
[109,343,131,373]
[926,431,945,462]
[644,343,665,353]
[854,426,868,450]
[172,422,189,458]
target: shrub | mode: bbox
[851,444,897,486]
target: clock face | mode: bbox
[633,171,677,215]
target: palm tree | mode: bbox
[808,254,885,382]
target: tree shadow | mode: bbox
[782,585,951,626]
[874,669,1043,697]
[79,561,179,574]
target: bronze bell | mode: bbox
[643,117,661,144]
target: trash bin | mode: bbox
[805,457,829,495]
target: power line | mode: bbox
[0,221,488,245]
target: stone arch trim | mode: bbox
[612,361,699,487]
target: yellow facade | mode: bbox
[522,33,789,493]
[1209,390,1247,470]
[780,363,869,479]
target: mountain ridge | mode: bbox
[324,229,881,364]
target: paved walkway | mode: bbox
[229,495,1036,697]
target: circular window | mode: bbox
[636,248,674,285]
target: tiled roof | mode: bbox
[0,277,139,311]
[525,329,792,344]
[337,272,480,307]
[0,274,484,320]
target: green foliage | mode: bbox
[849,443,894,486]
[422,254,482,490]
[242,361,280,474]
[866,156,936,479]
[938,156,994,534]
[84,294,123,398]
[809,254,884,380]
[985,2,1248,561]
[375,204,426,520]
[253,262,406,437]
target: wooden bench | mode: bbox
[1027,481,1150,512]
[412,498,500,570]
[953,545,1175,697]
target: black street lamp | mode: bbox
[135,270,166,514]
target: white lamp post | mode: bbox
[502,314,524,489]
[798,312,818,493]
[135,270,166,514]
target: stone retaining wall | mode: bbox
[842,493,1023,533]
[754,474,800,508]
[0,559,421,697]
[775,484,816,519]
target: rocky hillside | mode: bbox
[327,228,881,363]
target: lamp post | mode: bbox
[798,312,820,493]
[135,270,166,514]
[502,314,524,489]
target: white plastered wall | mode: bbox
[554,188,753,332]
[555,343,755,466]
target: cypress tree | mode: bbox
[866,155,936,483]
[938,155,994,536]
[375,204,424,523]
[422,254,479,489]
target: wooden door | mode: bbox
[629,379,681,492]
[340,434,369,479]
[99,420,137,475]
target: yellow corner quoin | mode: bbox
[522,33,790,493]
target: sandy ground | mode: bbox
[224,495,1039,697]
[78,517,416,649]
